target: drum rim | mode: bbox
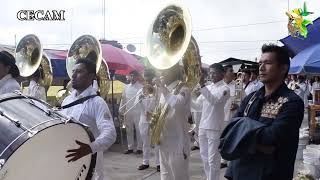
[0,94,97,180]
[0,121,97,180]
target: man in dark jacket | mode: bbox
[223,44,304,180]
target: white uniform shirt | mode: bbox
[0,74,20,95]
[224,80,236,123]
[244,79,263,95]
[138,95,157,124]
[190,84,202,113]
[27,80,46,101]
[288,80,297,90]
[61,86,116,179]
[311,82,320,95]
[120,82,143,114]
[294,82,307,101]
[159,81,191,154]
[199,80,230,131]
[191,95,203,113]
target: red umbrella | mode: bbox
[101,44,144,75]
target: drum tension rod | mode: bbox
[14,91,51,116]
[0,110,37,137]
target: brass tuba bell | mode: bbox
[146,3,192,70]
[146,3,202,145]
[66,35,110,99]
[15,34,53,88]
[97,58,111,100]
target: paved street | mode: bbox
[101,111,308,180]
[103,143,220,180]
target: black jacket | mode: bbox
[222,83,304,180]
[219,117,266,160]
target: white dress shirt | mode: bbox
[311,82,320,95]
[244,79,264,95]
[159,81,191,155]
[288,80,297,90]
[138,95,157,124]
[61,86,116,180]
[27,80,46,101]
[224,80,236,123]
[0,74,20,95]
[294,82,307,101]
[199,80,230,131]
[119,82,143,114]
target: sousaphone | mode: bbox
[66,35,110,99]
[146,3,202,145]
[15,34,53,89]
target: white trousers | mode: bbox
[125,111,142,150]
[159,148,189,180]
[199,128,221,180]
[191,111,201,146]
[139,122,160,165]
[92,152,104,180]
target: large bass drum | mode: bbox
[0,93,96,180]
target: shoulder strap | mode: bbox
[59,95,98,109]
[244,81,251,90]
[244,92,258,117]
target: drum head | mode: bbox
[0,123,95,180]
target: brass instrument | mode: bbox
[119,82,155,129]
[64,35,110,101]
[55,81,72,106]
[122,84,155,116]
[145,3,191,70]
[147,3,201,145]
[97,58,111,100]
[234,77,244,105]
[15,34,53,90]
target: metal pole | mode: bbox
[103,0,106,39]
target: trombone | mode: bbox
[119,83,155,129]
[122,85,154,115]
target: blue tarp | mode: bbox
[289,43,320,74]
[280,17,320,56]
[51,59,67,78]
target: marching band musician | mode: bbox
[245,68,264,95]
[62,59,116,180]
[198,63,230,180]
[190,84,203,151]
[119,70,144,154]
[27,68,47,101]
[223,65,237,129]
[242,69,251,95]
[154,62,191,180]
[136,69,160,171]
[0,51,20,94]
[287,74,298,90]
[221,65,236,168]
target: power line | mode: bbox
[197,40,279,44]
[193,20,287,32]
[115,20,287,40]
[119,39,279,45]
[201,48,259,53]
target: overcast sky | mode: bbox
[0,0,319,64]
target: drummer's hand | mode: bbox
[66,140,92,162]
